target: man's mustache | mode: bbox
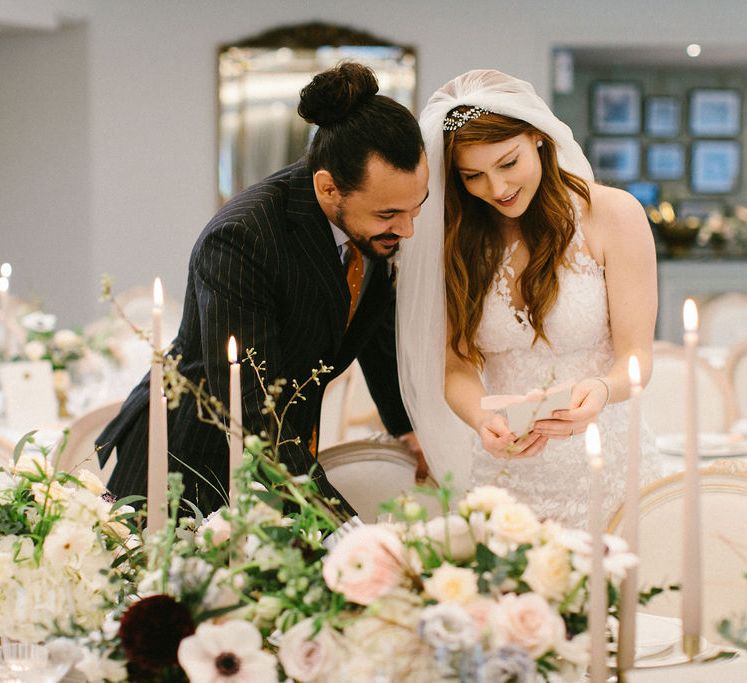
[371,233,399,242]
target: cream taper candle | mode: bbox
[147,277,167,532]
[587,422,607,683]
[0,275,9,360]
[228,336,242,507]
[682,298,701,658]
[618,355,642,673]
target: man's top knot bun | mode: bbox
[298,62,379,127]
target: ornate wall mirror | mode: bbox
[217,22,417,204]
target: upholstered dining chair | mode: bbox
[608,461,747,645]
[699,292,747,348]
[725,339,747,420]
[642,342,737,436]
[53,400,123,483]
[318,438,440,523]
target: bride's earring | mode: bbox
[536,140,543,148]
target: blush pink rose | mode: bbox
[323,525,405,605]
[488,592,566,658]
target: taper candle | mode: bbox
[682,298,701,658]
[0,275,9,360]
[587,422,607,683]
[228,336,242,507]
[147,277,167,532]
[618,355,642,673]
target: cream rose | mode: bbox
[424,514,476,561]
[463,486,516,515]
[488,592,566,658]
[423,563,478,605]
[23,340,46,361]
[522,543,572,601]
[277,618,339,682]
[322,525,405,605]
[488,501,541,545]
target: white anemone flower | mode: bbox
[178,620,278,682]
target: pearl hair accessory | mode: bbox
[442,106,491,131]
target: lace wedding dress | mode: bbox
[471,199,661,528]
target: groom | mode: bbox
[96,63,429,514]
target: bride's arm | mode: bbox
[535,186,657,437]
[445,343,548,459]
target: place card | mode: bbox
[0,361,59,433]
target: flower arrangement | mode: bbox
[0,436,140,645]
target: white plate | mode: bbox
[657,432,747,458]
[634,613,681,660]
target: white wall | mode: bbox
[2,0,747,325]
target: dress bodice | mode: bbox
[475,197,612,393]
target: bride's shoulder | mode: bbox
[584,183,648,232]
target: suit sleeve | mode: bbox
[191,218,337,494]
[356,294,413,437]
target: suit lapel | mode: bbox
[286,161,349,348]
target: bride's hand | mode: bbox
[478,413,548,460]
[533,377,609,439]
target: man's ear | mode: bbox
[313,170,342,206]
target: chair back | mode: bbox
[608,462,747,644]
[318,439,440,523]
[642,343,737,435]
[53,400,123,483]
[700,293,747,347]
[725,340,747,419]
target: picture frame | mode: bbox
[626,181,659,206]
[588,137,641,182]
[690,140,741,194]
[591,82,641,135]
[688,89,742,137]
[646,142,686,180]
[644,96,681,137]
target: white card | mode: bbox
[505,385,572,435]
[0,361,59,434]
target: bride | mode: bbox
[397,70,662,527]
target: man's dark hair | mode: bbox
[298,62,424,194]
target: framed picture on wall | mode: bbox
[591,82,641,134]
[588,137,640,182]
[644,96,681,137]
[626,181,660,206]
[646,142,686,180]
[690,140,741,193]
[688,89,742,137]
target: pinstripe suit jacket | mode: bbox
[97,159,412,514]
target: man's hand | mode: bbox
[398,431,429,483]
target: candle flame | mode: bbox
[227,336,238,363]
[153,277,164,308]
[0,277,7,293]
[0,263,11,278]
[683,298,698,333]
[628,355,641,386]
[585,422,602,459]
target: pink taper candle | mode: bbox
[147,277,168,532]
[618,355,641,673]
[682,298,701,658]
[587,422,607,683]
[228,336,243,507]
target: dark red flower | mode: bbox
[119,594,195,672]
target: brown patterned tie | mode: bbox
[345,241,364,327]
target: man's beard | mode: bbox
[334,208,399,261]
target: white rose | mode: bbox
[463,486,516,515]
[488,592,566,658]
[77,469,107,496]
[196,510,232,546]
[522,543,572,601]
[23,340,46,361]
[52,329,81,351]
[278,618,339,682]
[424,514,476,561]
[488,502,541,545]
[423,563,478,605]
